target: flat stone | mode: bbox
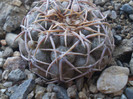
[3,57,27,71]
[10,79,35,99]
[97,66,129,94]
[8,69,26,82]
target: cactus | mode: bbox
[18,0,114,83]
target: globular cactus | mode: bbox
[18,0,114,83]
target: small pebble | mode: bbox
[78,91,87,99]
[35,85,46,99]
[0,58,4,67]
[11,0,22,7]
[120,4,133,14]
[89,84,98,94]
[125,87,133,99]
[2,47,13,58]
[114,35,122,45]
[2,70,10,80]
[42,92,57,99]
[121,94,127,99]
[27,91,34,99]
[3,57,27,70]
[8,85,18,94]
[129,14,133,20]
[67,85,77,98]
[5,33,21,48]
[3,82,13,88]
[8,69,26,82]
[110,10,117,19]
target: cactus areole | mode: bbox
[18,0,114,83]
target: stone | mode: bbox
[94,0,108,6]
[10,79,35,99]
[67,85,77,98]
[0,94,8,99]
[13,51,20,57]
[35,85,46,99]
[94,93,105,99]
[0,89,6,94]
[27,91,34,99]
[3,82,13,88]
[114,35,122,45]
[11,0,22,6]
[25,69,36,79]
[129,81,133,86]
[89,84,98,94]
[129,53,133,74]
[97,66,129,94]
[8,85,18,94]
[113,38,133,58]
[129,14,133,20]
[3,57,27,71]
[125,87,133,99]
[8,69,26,82]
[120,4,133,14]
[110,10,117,19]
[0,0,27,32]
[76,78,84,91]
[5,33,21,48]
[47,84,70,99]
[129,1,133,7]
[121,94,127,99]
[42,92,57,99]
[0,58,4,67]
[78,91,87,99]
[2,47,13,58]
[114,3,121,10]
[2,70,10,80]
[0,69,2,79]
[0,51,3,58]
